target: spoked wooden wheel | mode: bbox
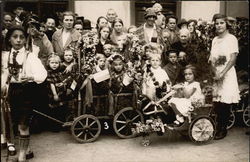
[189,116,215,144]
[227,109,235,129]
[71,114,101,143]
[113,107,144,139]
[243,106,250,127]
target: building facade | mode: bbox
[3,0,249,27]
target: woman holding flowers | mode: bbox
[209,14,240,140]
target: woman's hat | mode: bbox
[187,19,198,26]
[177,19,188,29]
[144,8,157,19]
[83,19,92,30]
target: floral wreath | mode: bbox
[145,64,168,98]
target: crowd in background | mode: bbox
[1,3,249,162]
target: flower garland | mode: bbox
[80,31,99,76]
[145,64,168,98]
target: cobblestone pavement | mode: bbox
[1,126,249,162]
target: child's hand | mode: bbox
[53,94,59,101]
[66,89,73,96]
[172,84,183,90]
[64,65,73,74]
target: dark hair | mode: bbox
[112,18,124,28]
[184,64,197,78]
[166,15,178,24]
[212,13,231,30]
[98,26,112,39]
[96,16,108,30]
[166,49,178,57]
[74,19,83,27]
[5,25,27,50]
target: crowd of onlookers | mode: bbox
[1,3,249,162]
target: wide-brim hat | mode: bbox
[144,8,157,19]
[177,19,188,29]
[187,19,198,25]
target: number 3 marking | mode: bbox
[104,122,109,130]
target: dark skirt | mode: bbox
[8,82,38,125]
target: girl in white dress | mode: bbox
[209,14,240,140]
[167,65,204,125]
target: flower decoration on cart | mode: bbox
[80,31,99,76]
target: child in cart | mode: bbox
[46,54,75,130]
[108,53,134,115]
[61,48,83,117]
[156,65,205,126]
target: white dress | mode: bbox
[168,81,205,116]
[210,33,240,104]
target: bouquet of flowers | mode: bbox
[80,31,99,76]
[214,55,227,67]
[126,59,143,86]
[128,35,143,62]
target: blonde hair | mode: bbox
[47,53,61,66]
[149,53,161,60]
[96,53,106,61]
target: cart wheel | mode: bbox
[189,116,215,144]
[227,109,235,129]
[71,114,101,143]
[113,107,144,139]
[243,106,250,127]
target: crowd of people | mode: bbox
[1,3,249,162]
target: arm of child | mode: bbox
[64,62,75,74]
[184,87,197,99]
[155,90,176,104]
[50,83,59,101]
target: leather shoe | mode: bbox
[26,151,34,159]
[214,129,227,140]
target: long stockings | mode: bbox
[213,102,231,131]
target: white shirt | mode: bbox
[62,30,70,47]
[143,23,156,43]
[2,47,47,84]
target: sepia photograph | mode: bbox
[0,0,249,161]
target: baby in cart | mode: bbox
[155,65,205,126]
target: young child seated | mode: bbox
[47,54,69,108]
[94,53,107,72]
[46,54,72,130]
[163,50,181,85]
[109,54,133,94]
[108,54,134,115]
[142,53,171,101]
[91,53,109,96]
[167,65,205,126]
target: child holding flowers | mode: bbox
[167,65,205,126]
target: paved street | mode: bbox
[1,125,249,162]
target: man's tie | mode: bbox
[12,50,19,66]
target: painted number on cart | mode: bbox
[104,122,109,130]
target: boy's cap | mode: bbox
[144,8,157,19]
